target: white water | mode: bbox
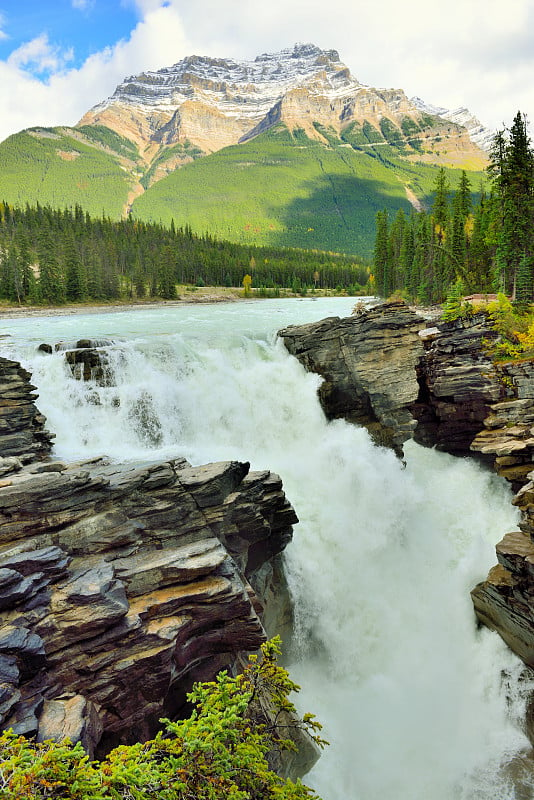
[2,298,533,799]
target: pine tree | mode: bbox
[432,167,449,236]
[373,210,392,297]
[516,253,534,307]
[158,245,177,299]
[64,234,87,302]
[489,112,534,300]
[37,230,65,303]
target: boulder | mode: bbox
[0,356,303,770]
[279,301,425,453]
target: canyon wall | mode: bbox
[280,301,534,675]
[0,353,317,775]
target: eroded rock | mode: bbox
[279,303,534,691]
[279,301,425,453]
[0,355,302,770]
[0,357,54,460]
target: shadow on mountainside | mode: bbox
[268,171,414,258]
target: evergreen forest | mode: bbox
[0,202,368,306]
[372,112,534,305]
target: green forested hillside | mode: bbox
[0,127,139,218]
[0,121,486,260]
[132,125,486,258]
[0,202,367,305]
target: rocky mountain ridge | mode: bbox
[411,96,495,152]
[80,43,490,167]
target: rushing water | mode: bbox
[2,297,534,799]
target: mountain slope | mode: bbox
[0,125,142,218]
[132,123,484,257]
[0,44,492,257]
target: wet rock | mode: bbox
[0,357,300,764]
[64,347,113,384]
[0,357,54,460]
[279,304,534,691]
[279,301,425,453]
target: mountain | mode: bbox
[410,96,495,153]
[80,43,490,171]
[0,44,492,257]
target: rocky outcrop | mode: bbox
[280,302,534,678]
[39,339,117,385]
[0,355,314,769]
[0,357,54,461]
[471,418,534,664]
[279,301,426,453]
[279,302,508,457]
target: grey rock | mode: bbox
[280,301,425,453]
[0,355,300,768]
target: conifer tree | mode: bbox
[64,234,87,302]
[373,210,391,296]
[38,229,65,303]
[489,112,534,300]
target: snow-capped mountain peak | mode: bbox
[79,44,491,164]
[411,96,494,152]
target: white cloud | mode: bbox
[0,0,531,142]
[0,3,191,141]
[168,0,534,130]
[7,34,74,74]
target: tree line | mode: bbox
[0,202,369,305]
[372,112,534,305]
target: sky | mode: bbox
[0,0,532,142]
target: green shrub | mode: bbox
[0,639,325,800]
[441,280,473,322]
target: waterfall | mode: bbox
[2,298,533,799]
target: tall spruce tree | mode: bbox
[489,112,534,301]
[373,210,391,297]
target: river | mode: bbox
[1,297,533,799]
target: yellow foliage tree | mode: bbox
[242,273,252,297]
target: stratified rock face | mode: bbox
[0,358,54,461]
[0,356,301,762]
[279,305,534,676]
[279,303,507,457]
[411,314,502,454]
[279,301,425,453]
[471,424,534,667]
[79,43,489,167]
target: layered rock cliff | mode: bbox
[0,354,314,770]
[79,43,489,169]
[280,301,534,677]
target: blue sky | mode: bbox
[0,0,532,142]
[0,1,139,74]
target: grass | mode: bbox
[0,127,136,217]
[132,124,486,258]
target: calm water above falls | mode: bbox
[2,297,533,799]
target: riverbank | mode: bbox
[0,287,247,319]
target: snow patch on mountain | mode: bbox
[90,43,361,120]
[411,96,495,152]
